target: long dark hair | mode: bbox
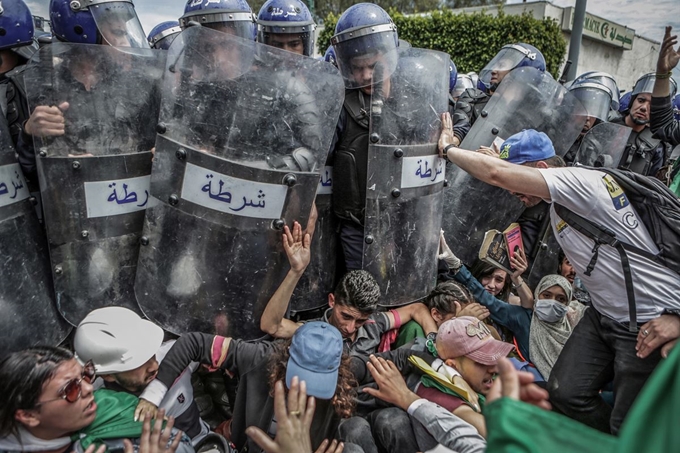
[471,261,512,302]
[268,340,357,419]
[0,346,75,439]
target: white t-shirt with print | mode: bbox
[540,167,680,323]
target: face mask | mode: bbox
[534,299,568,323]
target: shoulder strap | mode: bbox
[342,89,369,129]
[553,204,640,331]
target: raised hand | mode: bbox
[283,221,311,274]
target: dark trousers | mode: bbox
[339,220,364,272]
[337,408,419,453]
[547,307,662,434]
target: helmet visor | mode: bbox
[576,72,620,110]
[570,84,613,122]
[257,24,314,56]
[479,46,530,89]
[451,74,474,98]
[90,2,149,48]
[333,26,398,89]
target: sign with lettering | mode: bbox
[181,162,288,219]
[0,163,29,208]
[562,7,634,50]
[317,166,333,195]
[84,175,153,218]
[401,156,445,189]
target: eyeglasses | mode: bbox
[36,360,96,406]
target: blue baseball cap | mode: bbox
[286,321,343,400]
[499,129,555,164]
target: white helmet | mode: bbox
[74,307,164,374]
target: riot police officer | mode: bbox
[456,43,546,125]
[446,58,471,145]
[0,0,72,355]
[563,77,617,165]
[256,0,316,56]
[22,0,165,326]
[179,0,256,38]
[1,0,41,189]
[330,2,400,271]
[148,21,181,50]
[612,72,677,176]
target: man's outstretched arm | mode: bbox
[438,113,551,201]
[260,221,310,338]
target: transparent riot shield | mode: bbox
[135,26,344,338]
[442,67,587,266]
[25,44,166,326]
[363,48,449,306]
[290,165,338,315]
[575,122,631,168]
[0,119,71,355]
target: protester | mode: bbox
[651,26,680,196]
[74,307,210,445]
[260,221,438,354]
[438,121,680,433]
[393,281,490,349]
[135,322,361,453]
[0,347,190,453]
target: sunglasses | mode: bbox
[36,360,97,406]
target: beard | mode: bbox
[630,113,649,125]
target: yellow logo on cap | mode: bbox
[499,144,511,160]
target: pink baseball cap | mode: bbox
[436,316,515,366]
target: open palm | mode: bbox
[284,221,311,273]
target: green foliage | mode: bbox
[317,8,567,78]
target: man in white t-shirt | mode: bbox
[437,118,680,434]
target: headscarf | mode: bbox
[529,274,586,380]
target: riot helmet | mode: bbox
[479,43,545,92]
[631,72,677,99]
[449,59,458,94]
[148,20,181,50]
[50,0,149,48]
[574,71,620,110]
[618,91,631,113]
[0,0,38,60]
[331,3,398,90]
[568,79,613,123]
[74,306,164,374]
[324,45,337,67]
[180,0,255,40]
[451,74,474,100]
[256,0,315,56]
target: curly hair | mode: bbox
[426,281,472,314]
[268,340,357,419]
[334,270,381,314]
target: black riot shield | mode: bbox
[134,27,344,338]
[442,68,587,266]
[0,119,71,355]
[24,44,166,326]
[363,48,449,306]
[574,122,631,168]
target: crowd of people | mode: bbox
[1,0,680,452]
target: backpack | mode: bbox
[554,167,680,331]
